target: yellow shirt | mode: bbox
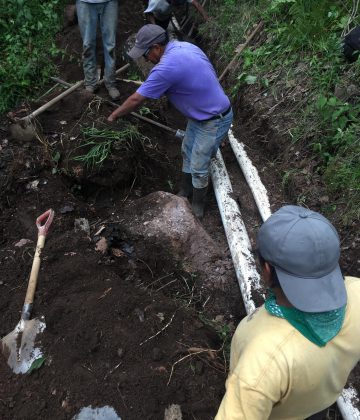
[215,277,360,420]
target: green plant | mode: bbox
[198,314,233,364]
[208,0,360,223]
[0,0,66,112]
[27,356,45,374]
[51,151,61,174]
[72,125,144,168]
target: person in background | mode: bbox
[343,25,360,63]
[216,205,360,420]
[76,0,120,100]
[144,0,208,30]
[107,24,232,220]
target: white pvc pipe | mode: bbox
[228,128,271,222]
[210,150,263,315]
[338,388,360,419]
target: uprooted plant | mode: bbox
[72,124,154,168]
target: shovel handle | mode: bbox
[22,209,55,320]
[36,209,55,236]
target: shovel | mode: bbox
[1,209,54,374]
[9,64,130,142]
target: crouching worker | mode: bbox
[144,0,209,30]
[216,205,360,420]
[107,24,232,220]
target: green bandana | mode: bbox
[265,290,346,347]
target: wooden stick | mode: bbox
[51,76,178,135]
[219,21,264,82]
[21,64,130,123]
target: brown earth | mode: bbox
[0,0,359,419]
[0,2,243,419]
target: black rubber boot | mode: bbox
[192,186,208,220]
[177,172,193,198]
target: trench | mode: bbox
[0,0,359,419]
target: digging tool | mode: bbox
[9,64,130,142]
[1,209,54,374]
[50,76,186,139]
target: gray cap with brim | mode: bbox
[257,205,347,313]
[128,24,167,60]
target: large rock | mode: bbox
[122,191,222,272]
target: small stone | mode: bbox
[60,205,74,214]
[117,348,124,358]
[74,218,90,236]
[152,347,163,361]
[15,238,33,247]
[319,195,329,204]
[95,237,108,254]
[112,248,125,258]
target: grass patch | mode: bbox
[206,0,360,223]
[0,0,67,113]
[72,125,147,168]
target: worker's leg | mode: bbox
[190,109,233,189]
[185,109,233,218]
[179,121,196,198]
[99,0,119,97]
[181,120,196,174]
[76,0,98,89]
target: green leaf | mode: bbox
[245,75,257,85]
[53,151,61,163]
[328,97,338,106]
[317,95,327,109]
[27,356,45,374]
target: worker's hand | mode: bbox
[107,114,117,122]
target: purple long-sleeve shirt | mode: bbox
[137,41,230,121]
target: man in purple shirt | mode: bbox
[108,24,233,220]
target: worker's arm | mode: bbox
[107,92,146,122]
[191,0,209,21]
[215,373,274,420]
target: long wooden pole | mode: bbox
[22,64,130,123]
[51,77,178,135]
[219,21,264,83]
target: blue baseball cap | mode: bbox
[128,24,167,60]
[257,205,347,312]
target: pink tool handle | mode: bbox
[36,209,55,236]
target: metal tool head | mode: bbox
[1,317,46,374]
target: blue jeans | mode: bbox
[76,0,118,89]
[181,108,233,188]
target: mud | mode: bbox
[0,0,359,418]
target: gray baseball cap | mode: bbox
[128,24,167,60]
[257,205,347,312]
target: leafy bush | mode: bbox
[0,0,65,113]
[206,0,360,222]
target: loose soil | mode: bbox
[0,2,243,419]
[0,1,359,419]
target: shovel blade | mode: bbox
[1,317,46,374]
